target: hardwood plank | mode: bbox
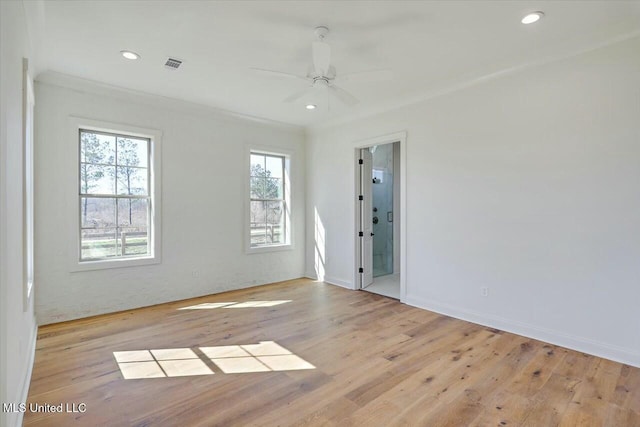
[389,335,536,426]
[520,373,582,426]
[24,278,640,426]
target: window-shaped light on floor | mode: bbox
[114,341,313,379]
[177,302,237,310]
[114,348,213,379]
[200,341,315,374]
[177,300,292,310]
[224,300,292,308]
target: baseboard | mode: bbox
[323,276,353,289]
[8,323,38,427]
[404,295,640,368]
[303,273,353,290]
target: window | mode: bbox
[79,130,150,260]
[75,124,161,267]
[249,151,291,250]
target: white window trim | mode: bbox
[68,117,162,272]
[23,58,35,310]
[245,144,294,254]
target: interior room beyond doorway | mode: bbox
[361,141,400,299]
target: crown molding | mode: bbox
[35,71,304,133]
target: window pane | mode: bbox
[264,178,283,199]
[118,228,149,256]
[81,197,116,228]
[265,156,283,179]
[80,164,116,194]
[249,152,287,248]
[266,201,283,224]
[250,201,266,247]
[81,131,115,165]
[81,228,117,260]
[250,200,265,225]
[250,154,265,177]
[117,199,148,228]
[79,129,153,263]
[117,137,148,168]
[250,177,265,199]
[116,166,148,195]
[266,201,284,244]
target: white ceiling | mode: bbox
[33,1,640,127]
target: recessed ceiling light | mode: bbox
[521,11,544,24]
[305,104,317,110]
[120,50,140,60]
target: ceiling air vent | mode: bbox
[164,58,182,70]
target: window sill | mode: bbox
[70,255,161,272]
[246,244,293,255]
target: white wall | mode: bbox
[0,2,39,426]
[35,75,305,324]
[306,37,640,367]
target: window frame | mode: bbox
[69,117,162,271]
[245,146,293,254]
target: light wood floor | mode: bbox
[25,278,640,426]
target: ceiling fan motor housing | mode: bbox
[315,26,329,40]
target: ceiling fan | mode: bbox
[251,26,391,109]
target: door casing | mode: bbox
[359,148,373,288]
[353,131,407,302]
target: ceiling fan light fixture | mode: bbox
[521,11,544,24]
[253,25,362,108]
[120,50,140,60]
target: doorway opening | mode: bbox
[356,136,404,300]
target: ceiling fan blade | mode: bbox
[329,85,359,106]
[283,86,312,103]
[336,69,393,83]
[312,41,331,76]
[250,68,307,81]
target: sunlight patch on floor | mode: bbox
[226,300,292,308]
[202,341,315,374]
[177,300,292,310]
[159,359,212,377]
[210,356,271,374]
[177,302,237,310]
[114,341,314,379]
[114,348,214,379]
[118,361,166,379]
